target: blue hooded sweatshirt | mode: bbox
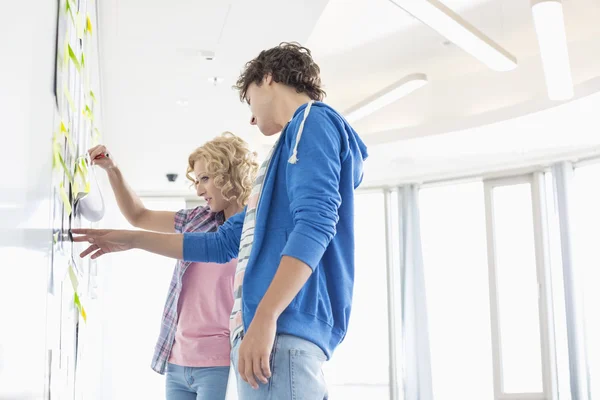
[182,101,368,359]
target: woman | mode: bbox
[88,132,258,400]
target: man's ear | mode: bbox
[263,73,273,86]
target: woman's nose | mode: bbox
[250,115,257,125]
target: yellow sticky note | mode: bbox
[52,133,61,170]
[60,120,76,154]
[63,36,69,68]
[73,158,90,196]
[86,15,93,35]
[79,157,88,175]
[72,181,80,197]
[93,127,101,146]
[64,84,76,113]
[76,12,85,39]
[59,182,72,216]
[68,264,79,291]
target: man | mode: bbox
[74,42,368,399]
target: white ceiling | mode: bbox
[97,0,600,193]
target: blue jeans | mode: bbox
[165,363,230,400]
[231,334,329,400]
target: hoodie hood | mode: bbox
[288,101,368,188]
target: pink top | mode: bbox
[168,258,237,367]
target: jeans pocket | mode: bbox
[267,334,280,391]
[290,349,327,400]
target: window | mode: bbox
[489,182,544,393]
[571,163,600,398]
[484,175,557,400]
[323,191,390,399]
[419,181,494,400]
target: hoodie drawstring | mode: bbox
[288,101,314,164]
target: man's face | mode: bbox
[246,76,281,136]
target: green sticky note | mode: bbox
[66,0,76,25]
[89,90,96,103]
[57,152,73,184]
[80,52,85,68]
[83,105,94,121]
[68,45,81,72]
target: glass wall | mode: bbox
[324,191,391,399]
[92,161,600,400]
[419,182,494,400]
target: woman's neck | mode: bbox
[223,204,243,220]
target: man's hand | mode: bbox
[72,228,137,259]
[236,256,313,389]
[237,312,277,389]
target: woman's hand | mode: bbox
[88,145,117,171]
[72,228,137,259]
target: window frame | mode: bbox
[483,173,558,400]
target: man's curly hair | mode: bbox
[234,42,326,102]
[186,132,259,208]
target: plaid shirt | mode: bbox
[150,205,225,375]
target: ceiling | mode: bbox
[97,0,600,193]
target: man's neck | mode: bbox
[274,90,313,128]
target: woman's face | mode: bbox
[193,160,233,214]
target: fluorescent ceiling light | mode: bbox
[389,0,517,71]
[345,73,428,123]
[531,0,574,101]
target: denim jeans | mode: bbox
[165,363,230,400]
[231,334,329,400]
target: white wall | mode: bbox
[0,0,60,398]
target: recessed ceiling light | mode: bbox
[176,99,189,107]
[208,77,225,85]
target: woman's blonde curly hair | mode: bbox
[186,132,259,208]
